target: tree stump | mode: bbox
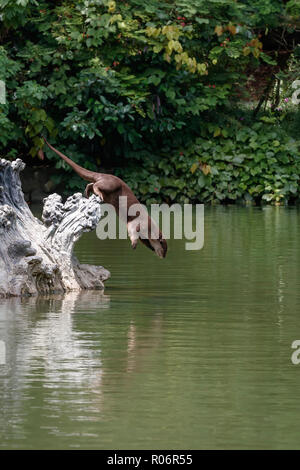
[0,158,110,297]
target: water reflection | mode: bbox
[0,293,109,439]
[1,207,300,449]
[0,293,109,373]
[0,290,166,445]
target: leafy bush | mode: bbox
[116,120,300,205]
[0,0,299,204]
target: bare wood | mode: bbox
[0,158,110,298]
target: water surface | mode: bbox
[0,206,300,449]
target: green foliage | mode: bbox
[115,120,300,205]
[0,0,299,203]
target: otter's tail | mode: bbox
[42,137,99,183]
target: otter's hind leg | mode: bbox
[93,183,104,201]
[84,183,94,198]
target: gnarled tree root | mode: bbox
[0,158,110,297]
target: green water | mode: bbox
[1,206,300,449]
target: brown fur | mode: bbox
[43,138,167,258]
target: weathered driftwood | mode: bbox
[0,158,110,297]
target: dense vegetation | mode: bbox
[0,0,299,204]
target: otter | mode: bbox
[42,137,167,258]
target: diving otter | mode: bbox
[42,137,167,258]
